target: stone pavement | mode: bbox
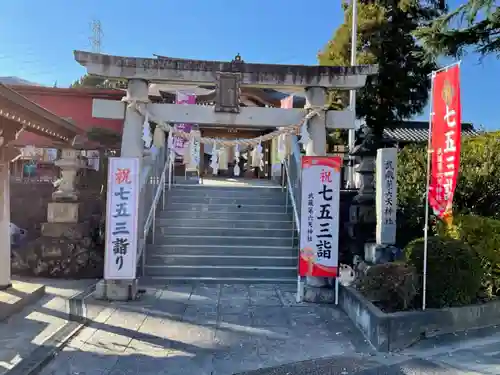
[38,283,379,375]
[0,278,97,375]
[33,283,500,375]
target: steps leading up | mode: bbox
[145,183,298,283]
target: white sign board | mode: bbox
[299,156,341,277]
[45,148,58,162]
[104,157,140,279]
[86,150,100,171]
[376,148,397,245]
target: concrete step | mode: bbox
[155,218,294,230]
[156,226,292,238]
[167,195,286,205]
[157,210,291,221]
[155,235,296,247]
[145,265,297,279]
[147,244,296,257]
[169,186,284,198]
[165,202,287,214]
[140,276,297,285]
[146,254,297,267]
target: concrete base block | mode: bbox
[303,285,336,304]
[94,279,139,301]
[0,281,46,321]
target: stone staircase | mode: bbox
[145,183,297,283]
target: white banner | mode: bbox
[299,156,341,277]
[173,92,196,157]
[104,157,140,280]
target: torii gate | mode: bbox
[74,51,377,160]
[74,51,378,293]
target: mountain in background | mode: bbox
[0,76,44,86]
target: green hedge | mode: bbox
[356,262,419,312]
[404,236,483,308]
[438,215,500,299]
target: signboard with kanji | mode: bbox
[104,157,140,280]
[375,148,397,245]
[299,156,341,277]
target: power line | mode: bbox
[90,19,103,53]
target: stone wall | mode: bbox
[10,179,104,237]
[10,181,53,239]
[11,169,106,279]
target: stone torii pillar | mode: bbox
[121,79,149,161]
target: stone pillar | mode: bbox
[121,79,149,160]
[304,87,328,288]
[0,162,11,289]
[95,78,149,301]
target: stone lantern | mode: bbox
[52,149,85,201]
[44,149,86,237]
[347,127,379,260]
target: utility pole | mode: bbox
[347,0,358,188]
[90,19,103,53]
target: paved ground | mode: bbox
[6,281,500,374]
[38,283,378,375]
[0,278,97,375]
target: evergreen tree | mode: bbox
[318,0,444,139]
[69,75,127,89]
[70,74,106,88]
[416,0,500,58]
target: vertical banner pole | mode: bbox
[422,72,436,311]
[335,277,339,305]
[347,0,358,189]
[296,275,302,303]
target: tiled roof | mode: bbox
[383,121,480,143]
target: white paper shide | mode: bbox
[105,157,140,279]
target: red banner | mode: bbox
[428,65,461,220]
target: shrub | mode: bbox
[438,215,500,298]
[404,236,483,308]
[397,131,500,248]
[356,262,420,312]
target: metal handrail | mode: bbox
[284,134,302,233]
[137,147,170,276]
[284,158,300,235]
[283,135,304,302]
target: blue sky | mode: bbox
[0,0,497,129]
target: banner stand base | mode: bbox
[302,284,337,304]
[94,279,139,301]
